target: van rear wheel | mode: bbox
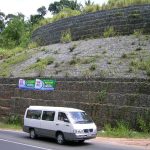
[30,129,37,139]
[56,133,65,144]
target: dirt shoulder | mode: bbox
[94,137,150,149]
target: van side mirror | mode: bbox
[64,118,69,123]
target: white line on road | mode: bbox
[0,138,53,150]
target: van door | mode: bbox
[55,112,72,140]
[40,111,56,138]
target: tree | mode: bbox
[5,13,25,25]
[0,11,5,32]
[85,0,94,6]
[1,16,26,48]
[37,6,47,17]
[48,1,63,14]
[30,14,43,25]
[48,0,82,14]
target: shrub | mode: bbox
[130,58,150,76]
[6,114,22,125]
[69,44,77,52]
[121,53,128,58]
[28,42,39,49]
[97,90,107,102]
[102,121,133,138]
[137,116,150,133]
[83,4,101,13]
[52,8,81,22]
[61,29,72,43]
[133,29,143,37]
[89,64,97,71]
[26,56,54,71]
[103,26,116,38]
[81,57,96,64]
[69,57,80,65]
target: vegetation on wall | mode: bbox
[0,0,149,66]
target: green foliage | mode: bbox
[32,18,52,31]
[52,8,81,22]
[61,29,72,43]
[37,6,47,17]
[28,42,39,49]
[30,14,43,25]
[137,116,150,133]
[48,0,82,14]
[89,64,97,71]
[133,29,143,37]
[81,57,96,64]
[69,44,77,52]
[103,26,116,38]
[0,47,24,59]
[130,57,150,76]
[106,0,150,9]
[6,114,22,125]
[83,4,101,13]
[121,53,128,58]
[69,56,80,65]
[26,56,54,71]
[0,122,21,130]
[0,16,31,49]
[3,53,29,65]
[99,121,135,138]
[97,90,107,102]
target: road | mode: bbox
[0,130,146,150]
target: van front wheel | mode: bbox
[30,129,37,139]
[56,133,65,144]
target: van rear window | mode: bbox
[26,110,42,120]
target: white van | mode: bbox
[23,106,97,144]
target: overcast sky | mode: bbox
[0,0,108,19]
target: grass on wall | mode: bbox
[24,56,55,72]
[130,57,150,76]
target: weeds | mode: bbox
[69,44,77,52]
[97,90,107,102]
[103,27,116,38]
[25,56,54,71]
[98,121,150,138]
[61,29,72,43]
[89,64,97,71]
[130,57,150,76]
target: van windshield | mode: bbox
[69,112,93,124]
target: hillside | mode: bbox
[0,35,149,79]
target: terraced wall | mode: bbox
[0,77,150,129]
[31,4,150,45]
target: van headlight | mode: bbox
[74,129,84,134]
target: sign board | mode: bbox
[19,79,56,91]
[19,79,35,90]
[35,79,56,90]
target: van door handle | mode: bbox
[66,125,69,126]
[56,123,59,125]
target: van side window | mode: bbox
[42,111,55,121]
[58,112,69,122]
[26,110,42,120]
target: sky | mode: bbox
[0,0,108,19]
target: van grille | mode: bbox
[84,129,93,133]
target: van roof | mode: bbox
[28,106,84,112]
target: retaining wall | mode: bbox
[31,4,150,45]
[0,77,150,129]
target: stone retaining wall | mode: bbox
[0,77,150,129]
[31,4,150,45]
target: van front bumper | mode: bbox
[64,132,97,141]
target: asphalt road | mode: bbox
[0,130,146,150]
